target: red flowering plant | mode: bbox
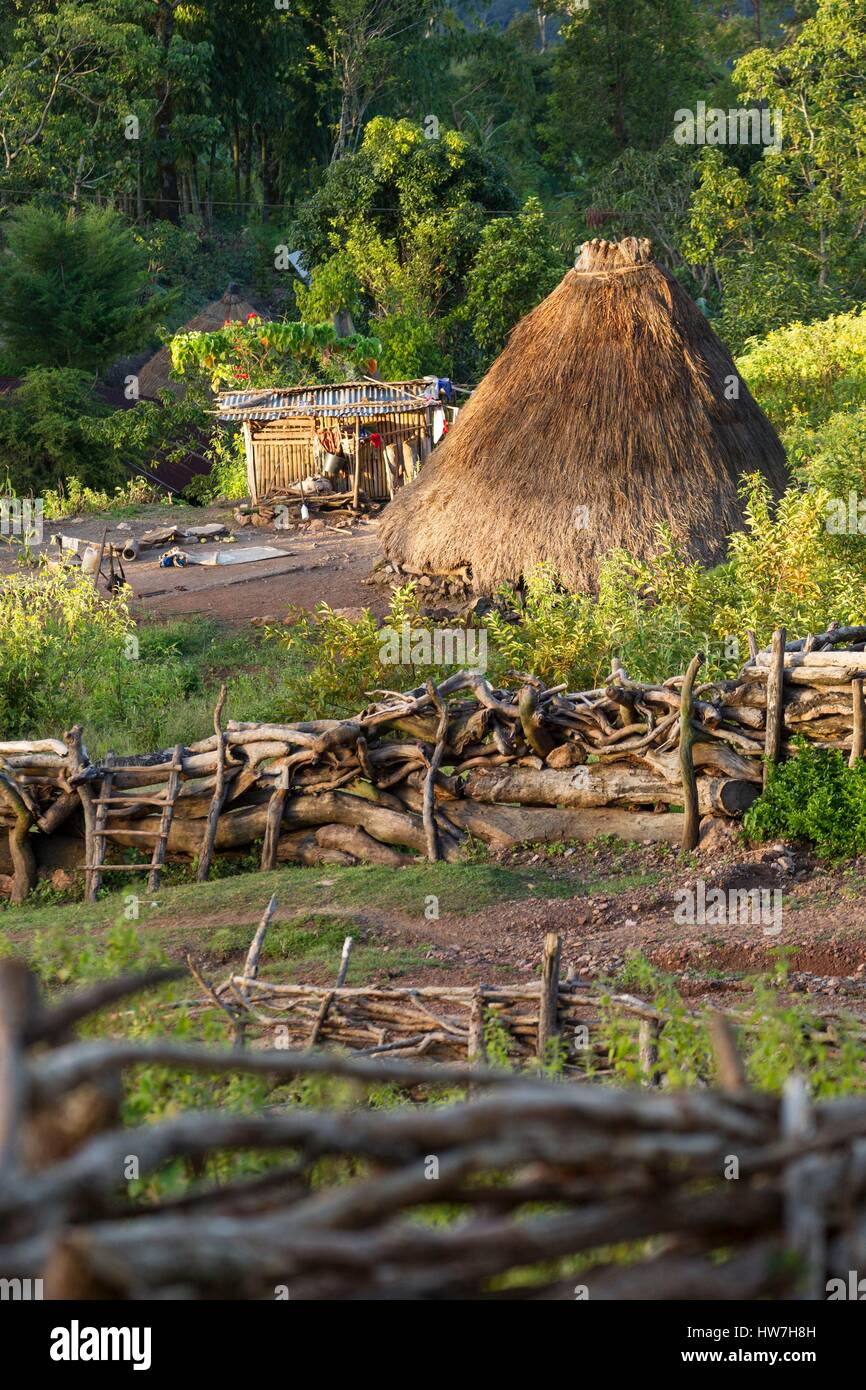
[170,316,381,392]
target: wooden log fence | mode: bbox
[191,920,866,1072]
[4,627,866,901]
[3,957,866,1299]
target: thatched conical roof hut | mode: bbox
[378,237,787,593]
[137,285,259,397]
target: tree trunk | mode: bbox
[153,1,180,223]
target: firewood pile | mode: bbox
[0,957,862,1300]
[2,624,866,903]
[369,554,473,603]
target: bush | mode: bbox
[0,369,126,496]
[266,585,489,720]
[0,568,133,737]
[184,427,248,504]
[744,742,866,860]
[485,475,866,689]
[41,476,158,520]
[784,405,866,562]
[736,308,866,432]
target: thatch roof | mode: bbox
[137,286,259,397]
[378,237,788,594]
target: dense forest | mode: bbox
[0,0,863,493]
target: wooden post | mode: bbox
[147,744,183,893]
[764,626,786,787]
[467,987,486,1083]
[243,422,257,504]
[64,725,99,903]
[537,932,561,1062]
[307,935,354,1048]
[679,652,704,852]
[383,442,399,499]
[708,1010,747,1094]
[850,678,865,768]
[422,681,448,862]
[781,1074,824,1300]
[638,1018,660,1088]
[197,686,228,882]
[0,960,36,1179]
[0,773,36,904]
[242,894,278,983]
[260,765,289,871]
[351,421,361,512]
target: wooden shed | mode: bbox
[217,380,449,505]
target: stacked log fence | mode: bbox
[3,624,866,902]
[1,958,864,1300]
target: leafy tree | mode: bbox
[292,115,517,374]
[544,0,708,173]
[0,204,168,371]
[460,196,564,369]
[686,0,866,348]
[170,314,381,390]
[0,368,125,495]
[583,145,704,290]
[0,1,151,197]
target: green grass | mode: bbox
[0,859,577,991]
[79,615,309,757]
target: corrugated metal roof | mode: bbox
[217,379,437,421]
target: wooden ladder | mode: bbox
[86,745,184,897]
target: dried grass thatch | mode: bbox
[137,285,259,397]
[378,237,788,593]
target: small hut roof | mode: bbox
[216,379,436,421]
[137,286,259,397]
[378,237,788,594]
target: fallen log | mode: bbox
[439,801,684,848]
[103,791,464,862]
[462,763,755,816]
[314,824,411,866]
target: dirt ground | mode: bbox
[312,847,866,1014]
[6,501,390,623]
[131,839,866,1017]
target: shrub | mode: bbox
[0,369,126,496]
[266,585,487,720]
[744,742,866,860]
[41,476,159,520]
[184,427,248,504]
[0,568,133,737]
[485,475,866,689]
[736,308,866,432]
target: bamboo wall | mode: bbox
[248,407,432,501]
